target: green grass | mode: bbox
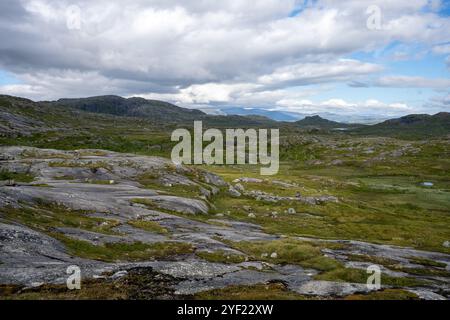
[0,280,128,300]
[206,157,450,253]
[223,238,344,271]
[390,266,450,278]
[0,170,35,183]
[346,254,398,266]
[194,282,312,300]
[2,110,450,299]
[345,289,419,300]
[48,160,112,171]
[87,179,116,185]
[408,257,447,268]
[127,219,169,234]
[1,202,195,262]
[53,175,76,180]
[222,238,433,287]
[314,268,427,287]
[131,198,214,224]
[0,267,178,300]
[21,149,74,159]
[346,254,450,278]
[53,234,193,262]
[1,202,121,235]
[196,250,246,264]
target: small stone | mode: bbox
[110,270,128,280]
[199,188,211,198]
[210,186,220,195]
[228,186,241,197]
[287,208,296,214]
[261,253,268,258]
[443,241,450,248]
[215,213,224,217]
[31,282,44,287]
[248,213,256,218]
[270,252,278,259]
[331,159,343,165]
[109,180,115,184]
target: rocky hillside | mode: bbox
[0,146,449,299]
[295,115,362,129]
[0,94,276,140]
[353,112,450,138]
[51,95,206,123]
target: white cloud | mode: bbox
[0,0,448,117]
[274,97,414,116]
[377,76,450,88]
[257,59,382,87]
[432,44,450,55]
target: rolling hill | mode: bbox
[353,112,450,138]
[1,94,449,141]
[294,115,363,129]
[51,95,206,122]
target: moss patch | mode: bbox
[54,234,193,262]
[0,267,179,300]
[408,257,447,268]
[315,268,427,287]
[223,238,344,271]
[1,202,120,235]
[345,289,419,300]
[127,219,169,235]
[194,282,314,300]
[196,250,246,264]
[0,170,34,183]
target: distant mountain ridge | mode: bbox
[220,107,301,121]
[294,115,362,129]
[0,94,276,138]
[52,95,205,122]
[1,94,449,139]
[218,107,389,123]
[354,112,450,138]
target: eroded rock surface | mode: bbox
[0,147,449,299]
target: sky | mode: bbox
[0,0,449,120]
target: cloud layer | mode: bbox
[0,0,449,117]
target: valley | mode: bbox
[0,95,449,300]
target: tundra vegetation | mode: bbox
[0,95,449,300]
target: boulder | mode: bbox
[147,195,209,215]
[234,183,245,192]
[228,186,241,197]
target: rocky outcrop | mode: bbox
[146,195,209,215]
[0,147,448,300]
